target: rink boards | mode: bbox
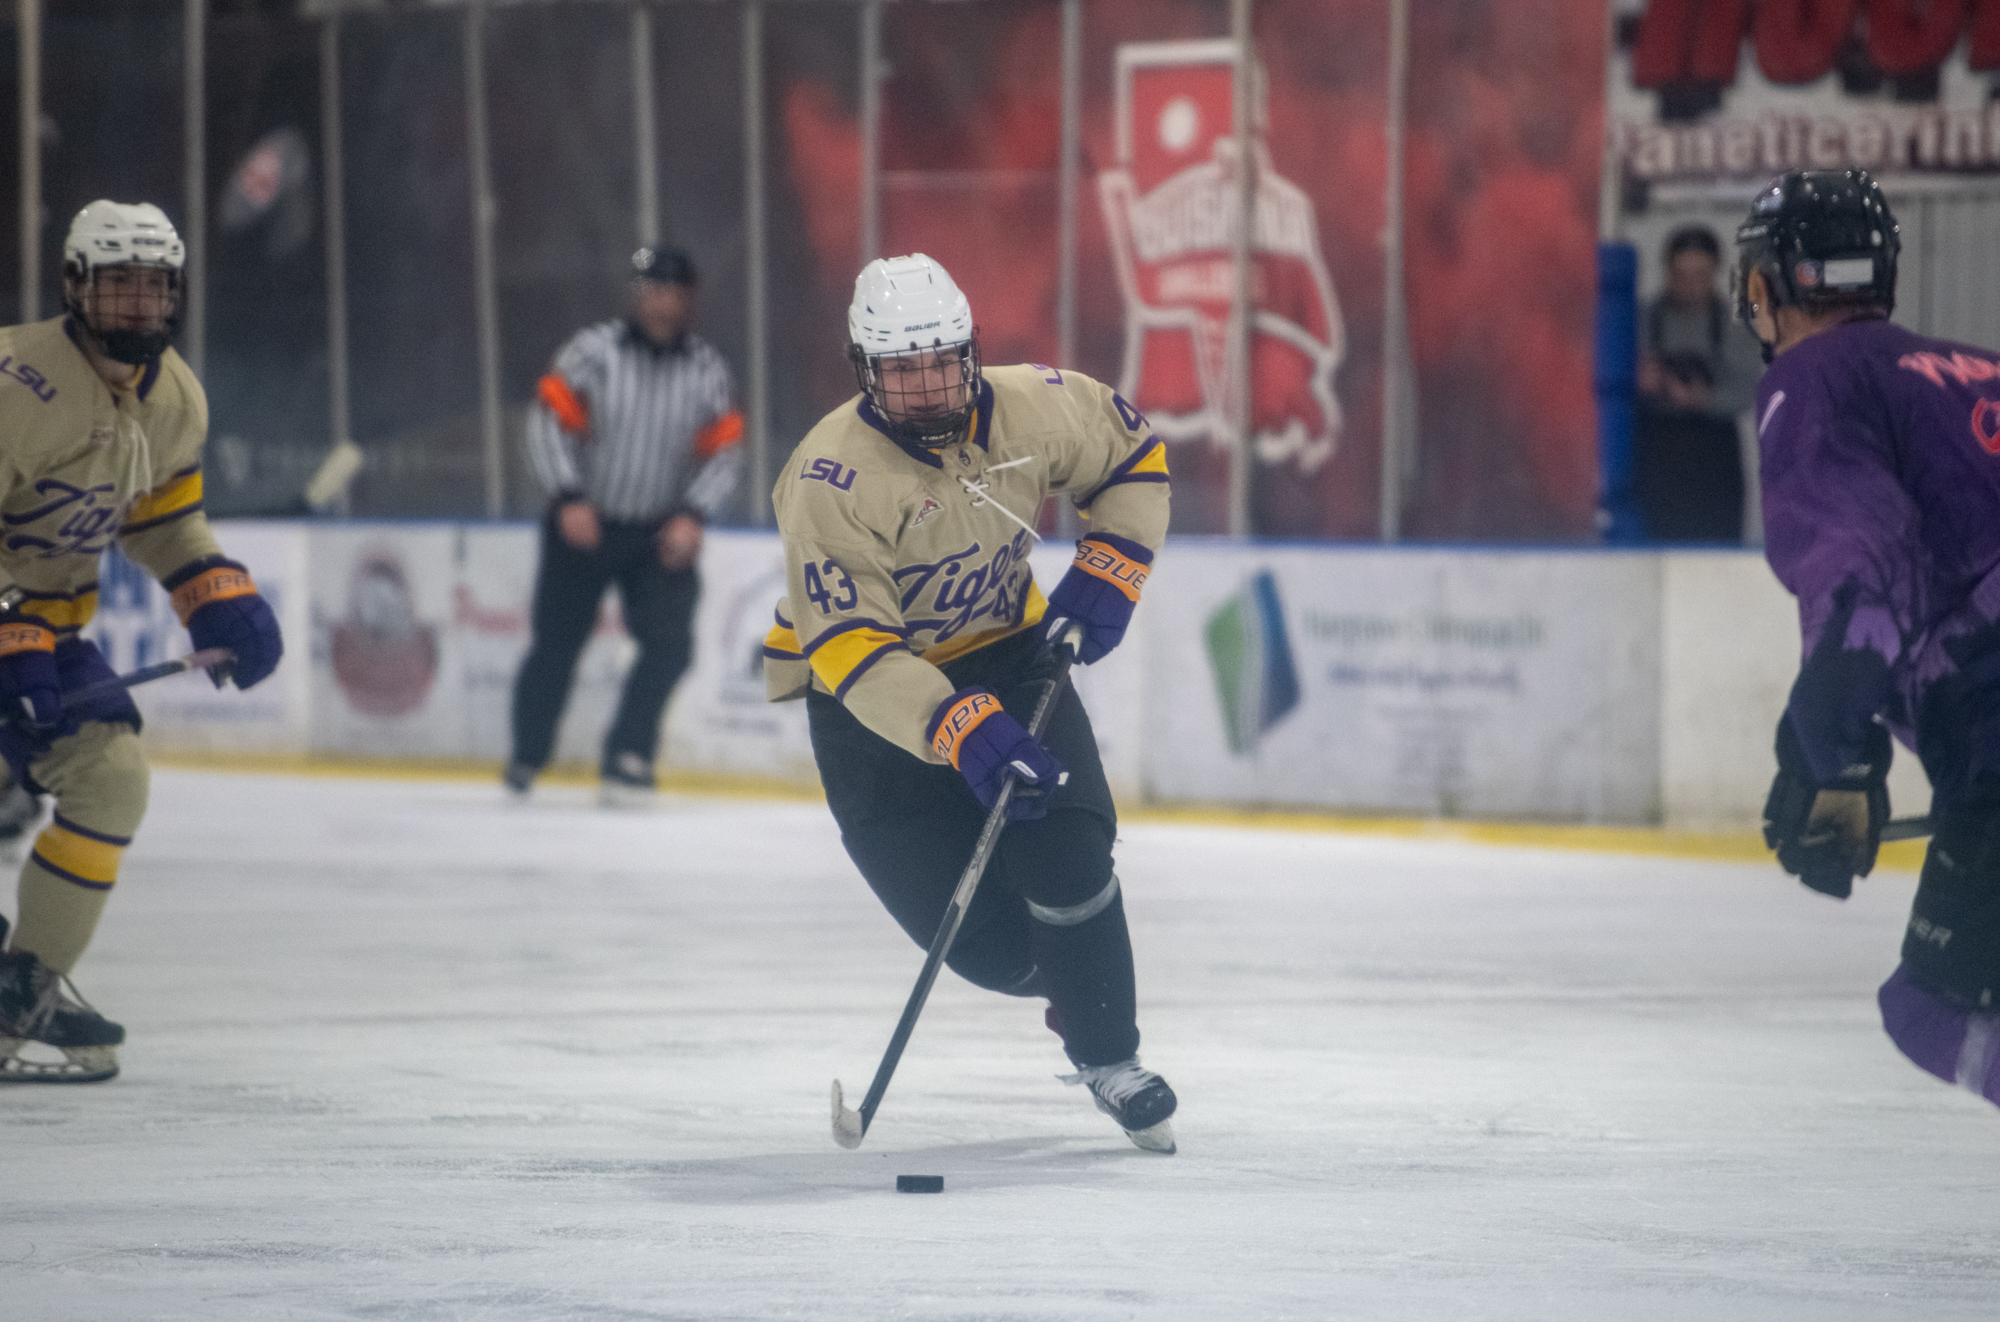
[81,522,1929,829]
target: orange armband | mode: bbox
[537,374,590,435]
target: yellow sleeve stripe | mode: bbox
[123,468,205,531]
[31,821,128,890]
[13,584,101,633]
[1126,439,1169,478]
[807,625,908,701]
[762,621,803,660]
[1077,438,1169,508]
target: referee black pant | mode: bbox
[807,629,1141,1068]
[510,513,699,775]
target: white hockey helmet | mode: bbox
[847,254,981,449]
[62,200,184,365]
[64,200,186,279]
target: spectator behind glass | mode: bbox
[1634,225,1768,542]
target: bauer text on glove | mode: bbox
[0,615,60,726]
[166,557,284,690]
[1044,533,1151,664]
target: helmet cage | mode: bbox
[849,333,983,450]
[64,261,183,367]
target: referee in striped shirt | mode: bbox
[508,246,744,803]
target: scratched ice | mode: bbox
[6,768,1997,1320]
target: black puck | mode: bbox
[896,1174,944,1193]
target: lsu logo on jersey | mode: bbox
[0,355,57,403]
[802,457,858,491]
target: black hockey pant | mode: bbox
[806,629,1140,1068]
[1905,787,2000,1008]
[510,513,699,773]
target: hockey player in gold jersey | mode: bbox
[767,255,1177,1150]
[0,201,283,1082]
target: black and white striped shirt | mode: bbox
[525,320,743,523]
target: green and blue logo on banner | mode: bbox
[1205,570,1301,755]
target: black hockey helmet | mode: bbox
[1734,170,1899,337]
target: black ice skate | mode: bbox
[1062,1057,1178,1154]
[0,919,124,1083]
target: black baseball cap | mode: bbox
[632,246,696,287]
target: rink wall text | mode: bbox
[84,522,1932,831]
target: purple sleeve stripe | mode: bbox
[832,639,908,702]
[762,644,804,660]
[30,851,114,891]
[1077,439,1167,508]
[1085,531,1155,565]
[53,814,133,847]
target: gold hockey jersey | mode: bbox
[766,363,1170,761]
[0,317,223,635]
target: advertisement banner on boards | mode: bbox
[1612,0,2000,189]
[659,529,816,782]
[1142,546,1663,821]
[86,520,311,753]
[306,525,633,763]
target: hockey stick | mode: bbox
[1881,816,1932,843]
[832,624,1084,1150]
[0,647,237,732]
[0,586,237,701]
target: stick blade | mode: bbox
[831,1079,867,1149]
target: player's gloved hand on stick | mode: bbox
[167,557,284,690]
[928,686,1067,821]
[0,614,62,728]
[1044,533,1152,664]
[1763,713,1892,899]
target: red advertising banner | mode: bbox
[777,0,1602,542]
[1098,41,1346,475]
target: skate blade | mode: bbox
[597,784,658,810]
[831,1079,866,1149]
[1123,1117,1176,1154]
[0,1040,118,1084]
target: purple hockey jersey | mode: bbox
[1759,317,2000,808]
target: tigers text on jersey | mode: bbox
[765,363,1170,762]
[0,317,221,635]
[525,320,744,523]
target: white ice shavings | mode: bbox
[956,454,1040,541]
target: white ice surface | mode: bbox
[5,770,1998,1320]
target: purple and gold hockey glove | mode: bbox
[168,557,284,690]
[1763,714,1891,900]
[1044,533,1151,665]
[928,686,1067,821]
[0,615,61,727]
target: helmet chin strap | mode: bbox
[92,326,172,367]
[66,270,179,368]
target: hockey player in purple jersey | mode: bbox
[1743,169,2000,1108]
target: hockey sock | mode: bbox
[1880,963,2000,1107]
[1031,883,1139,1067]
[10,818,128,975]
